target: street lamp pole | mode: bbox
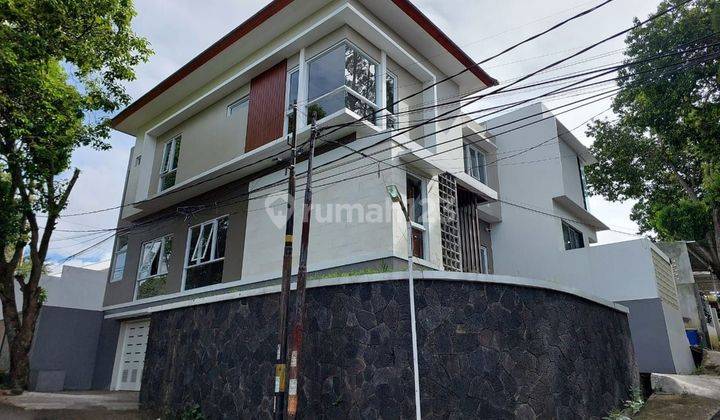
[386,185,422,420]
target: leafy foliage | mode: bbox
[0,0,150,389]
[586,0,720,273]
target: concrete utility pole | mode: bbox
[286,116,317,419]
[273,104,298,420]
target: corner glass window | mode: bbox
[464,143,487,184]
[111,236,128,282]
[184,216,228,290]
[307,42,378,124]
[136,235,172,299]
[562,222,584,250]
[159,135,181,192]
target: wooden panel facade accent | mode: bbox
[458,188,492,274]
[245,60,287,152]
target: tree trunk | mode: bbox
[2,288,41,391]
[8,337,31,391]
[711,208,720,275]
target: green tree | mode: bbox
[586,0,720,274]
[0,0,150,390]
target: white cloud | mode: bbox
[49,0,665,268]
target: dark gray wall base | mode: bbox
[29,306,103,390]
[91,318,121,390]
[141,280,637,419]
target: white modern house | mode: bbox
[79,1,646,416]
[485,103,695,374]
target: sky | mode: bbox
[47,0,666,273]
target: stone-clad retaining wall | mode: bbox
[140,278,638,419]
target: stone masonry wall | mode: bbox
[140,279,637,419]
[414,280,639,419]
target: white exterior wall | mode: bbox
[0,266,108,319]
[241,134,444,284]
[487,103,597,280]
[556,238,662,301]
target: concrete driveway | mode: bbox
[0,391,158,419]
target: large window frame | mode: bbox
[135,235,173,300]
[407,174,428,260]
[159,135,181,192]
[305,40,380,125]
[464,142,487,184]
[182,215,229,291]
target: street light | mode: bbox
[386,184,421,420]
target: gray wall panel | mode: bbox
[29,306,103,390]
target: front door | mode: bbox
[116,319,150,391]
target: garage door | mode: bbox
[116,319,150,391]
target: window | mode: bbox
[159,136,181,192]
[480,246,489,274]
[286,68,299,134]
[136,235,172,299]
[464,143,487,184]
[307,41,378,124]
[562,222,584,250]
[386,72,398,129]
[111,236,128,282]
[577,157,589,210]
[227,97,249,117]
[407,175,426,259]
[184,216,229,290]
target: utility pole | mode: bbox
[286,115,317,419]
[386,185,422,419]
[273,103,298,420]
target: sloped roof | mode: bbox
[111,0,496,128]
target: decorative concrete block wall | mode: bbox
[140,278,637,418]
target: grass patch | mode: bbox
[604,387,645,420]
[309,261,394,280]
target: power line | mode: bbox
[319,0,617,138]
[50,24,716,258]
[52,48,716,243]
[53,29,715,223]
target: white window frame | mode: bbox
[385,70,399,129]
[158,135,181,192]
[135,235,172,300]
[306,39,380,125]
[407,174,429,260]
[464,142,487,184]
[110,236,128,282]
[181,215,229,291]
[227,96,249,117]
[284,67,299,135]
